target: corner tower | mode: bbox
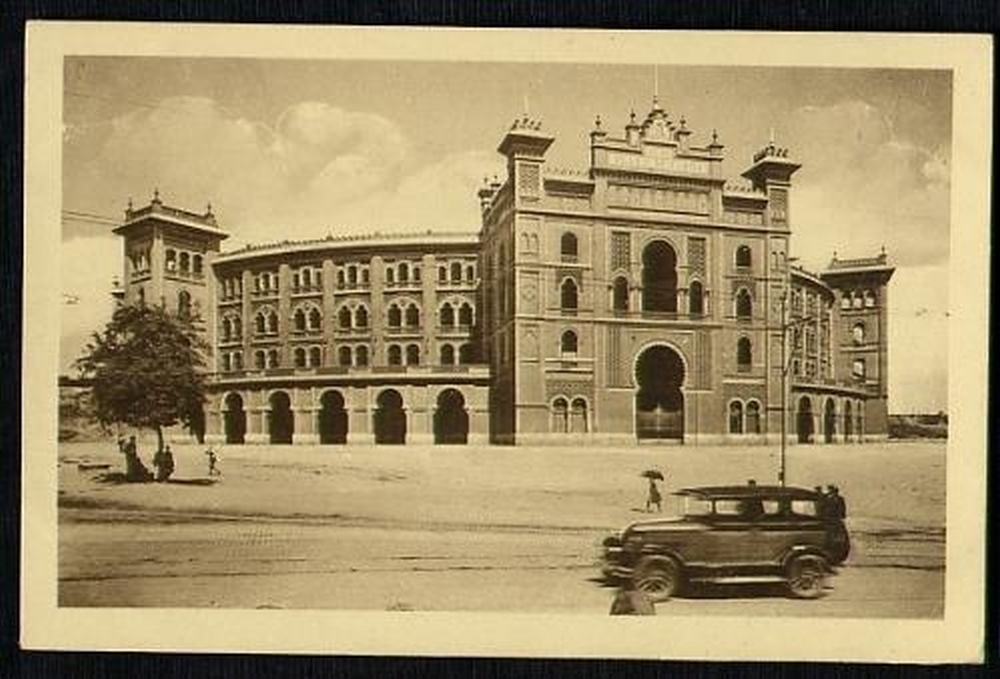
[820,251,895,439]
[113,190,229,324]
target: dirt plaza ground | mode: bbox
[57,438,945,616]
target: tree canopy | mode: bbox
[76,303,209,449]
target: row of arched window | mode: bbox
[841,289,877,309]
[336,264,370,289]
[438,262,476,285]
[385,261,421,286]
[128,247,151,275]
[291,266,322,292]
[551,396,589,434]
[221,276,242,300]
[557,275,748,318]
[165,248,204,277]
[219,342,478,373]
[729,399,762,434]
[239,298,476,337]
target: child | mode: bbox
[206,447,220,476]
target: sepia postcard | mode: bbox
[22,23,991,662]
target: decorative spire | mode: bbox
[594,114,602,130]
[152,187,161,204]
[206,201,213,215]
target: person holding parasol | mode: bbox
[642,469,664,512]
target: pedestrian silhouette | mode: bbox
[206,448,221,476]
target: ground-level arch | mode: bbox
[319,389,348,444]
[374,389,406,445]
[223,392,246,444]
[268,390,294,444]
[634,344,685,440]
[434,388,469,444]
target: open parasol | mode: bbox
[641,469,665,481]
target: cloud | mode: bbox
[783,101,950,271]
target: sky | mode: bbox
[61,58,952,413]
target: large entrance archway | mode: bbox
[824,398,837,443]
[434,389,469,444]
[319,390,348,444]
[635,345,685,440]
[223,393,246,444]
[268,391,294,444]
[797,396,814,443]
[374,389,406,445]
[641,241,678,313]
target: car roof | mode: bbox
[674,485,821,501]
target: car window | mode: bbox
[683,497,713,516]
[791,500,818,516]
[713,499,743,516]
[761,500,782,516]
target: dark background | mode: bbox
[2,1,997,677]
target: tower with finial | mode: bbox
[113,191,229,324]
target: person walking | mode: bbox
[646,476,662,513]
[206,447,221,476]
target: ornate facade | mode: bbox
[112,96,893,446]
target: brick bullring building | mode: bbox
[113,97,893,447]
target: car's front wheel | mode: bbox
[786,554,829,599]
[634,556,681,602]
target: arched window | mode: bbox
[177,290,191,318]
[356,345,369,367]
[232,317,241,339]
[387,304,401,327]
[729,401,744,434]
[294,308,307,332]
[339,306,352,329]
[232,352,242,370]
[387,345,402,366]
[309,347,322,367]
[560,278,578,312]
[737,337,752,372]
[451,262,462,283]
[561,232,578,261]
[642,241,678,313]
[268,311,279,334]
[222,353,231,372]
[399,262,409,283]
[841,293,852,310]
[458,302,473,327]
[735,289,752,320]
[438,266,447,283]
[386,267,395,285]
[552,397,569,433]
[413,266,421,282]
[294,347,307,368]
[406,344,420,366]
[348,265,358,287]
[852,322,865,344]
[355,306,368,328]
[309,308,322,331]
[612,277,629,313]
[561,330,578,355]
[440,303,455,327]
[192,255,203,275]
[852,358,866,379]
[267,349,279,368]
[222,318,232,342]
[689,280,704,316]
[165,249,177,271]
[852,292,864,309]
[440,344,455,365]
[254,350,265,370]
[466,265,475,282]
[746,401,761,434]
[571,398,588,433]
[337,269,346,289]
[864,290,876,308]
[459,343,474,364]
[405,304,420,327]
[735,245,752,268]
[255,312,266,335]
[338,346,352,367]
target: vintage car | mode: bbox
[601,484,850,601]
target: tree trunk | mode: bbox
[156,425,164,453]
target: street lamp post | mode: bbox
[777,290,813,487]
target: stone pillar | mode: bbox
[407,384,433,444]
[347,385,374,444]
[246,406,269,444]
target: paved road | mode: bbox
[59,508,944,617]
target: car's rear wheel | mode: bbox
[634,556,681,602]
[786,554,829,599]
